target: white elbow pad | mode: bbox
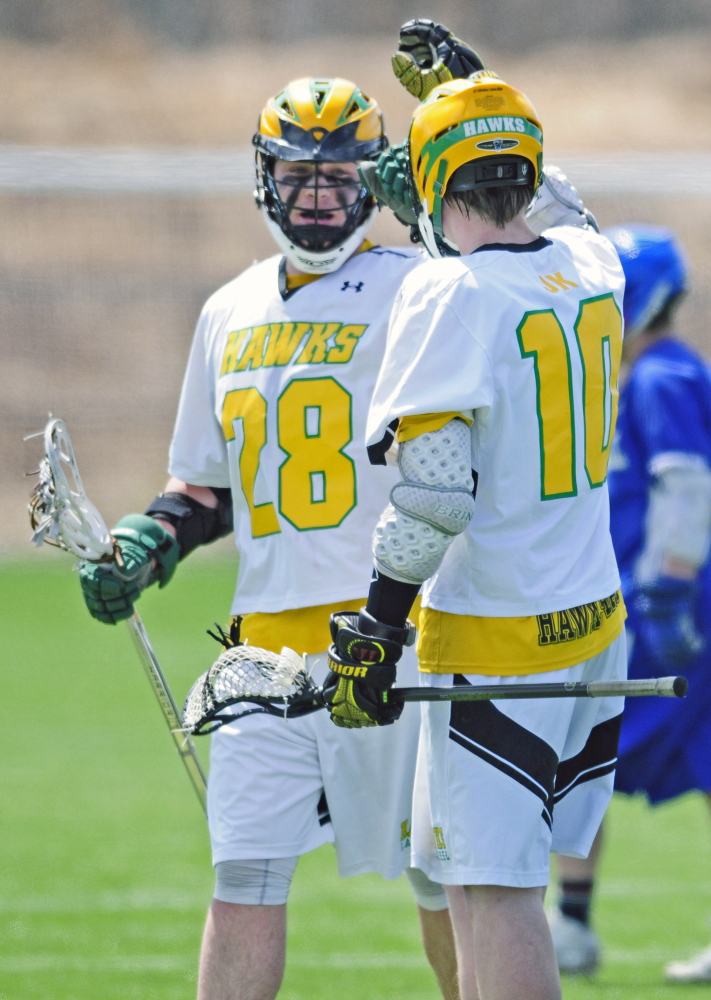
[373,419,475,585]
[525,165,597,236]
[636,454,711,582]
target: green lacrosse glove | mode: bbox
[322,610,415,729]
[79,514,179,624]
[358,143,418,227]
[392,19,487,101]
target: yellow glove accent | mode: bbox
[391,52,454,101]
[329,677,380,729]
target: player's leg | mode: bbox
[412,636,626,1000]
[549,825,603,975]
[199,710,331,1000]
[412,747,477,998]
[467,885,560,1000]
[316,644,460,998]
[198,897,287,1000]
[444,887,478,1000]
[547,635,627,978]
[405,867,460,1000]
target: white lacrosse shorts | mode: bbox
[207,644,421,879]
[411,632,627,888]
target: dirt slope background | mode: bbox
[3,34,710,551]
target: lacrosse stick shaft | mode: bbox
[393,675,687,702]
[126,612,208,813]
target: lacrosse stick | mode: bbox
[27,416,207,813]
[181,641,688,736]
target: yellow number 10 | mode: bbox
[222,376,355,537]
[516,294,622,500]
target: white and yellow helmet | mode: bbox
[253,77,387,273]
[408,75,543,256]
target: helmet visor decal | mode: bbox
[256,119,385,163]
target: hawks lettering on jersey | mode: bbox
[169,247,421,616]
[221,323,368,373]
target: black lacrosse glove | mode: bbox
[323,610,415,729]
[392,19,487,100]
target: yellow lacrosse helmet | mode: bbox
[253,78,388,273]
[408,75,543,256]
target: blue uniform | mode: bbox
[609,337,711,802]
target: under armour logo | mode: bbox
[341,281,364,292]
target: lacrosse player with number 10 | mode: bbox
[323,70,628,1000]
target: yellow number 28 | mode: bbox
[222,376,356,537]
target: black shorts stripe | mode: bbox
[553,713,622,805]
[448,728,552,803]
[317,790,331,827]
[449,678,558,826]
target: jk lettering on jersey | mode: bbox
[221,322,368,374]
[341,281,364,292]
[538,273,579,293]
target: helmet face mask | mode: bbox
[407,76,543,258]
[253,78,387,274]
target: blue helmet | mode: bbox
[604,224,688,336]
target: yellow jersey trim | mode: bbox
[285,272,321,291]
[233,593,422,656]
[284,240,376,291]
[397,412,473,443]
[417,590,626,675]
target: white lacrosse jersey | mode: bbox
[169,247,421,616]
[367,228,626,623]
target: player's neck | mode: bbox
[284,258,309,277]
[442,204,537,256]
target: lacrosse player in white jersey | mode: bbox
[75,73,476,999]
[322,74,628,1000]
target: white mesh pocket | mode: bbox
[181,645,309,732]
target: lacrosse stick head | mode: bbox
[182,644,322,734]
[28,417,115,562]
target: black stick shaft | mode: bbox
[392,676,687,702]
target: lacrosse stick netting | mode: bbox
[182,644,322,734]
[26,416,207,812]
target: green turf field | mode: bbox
[2,556,711,999]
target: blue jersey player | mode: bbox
[551,225,711,982]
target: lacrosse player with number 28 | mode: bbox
[74,22,499,1000]
[323,70,630,1000]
